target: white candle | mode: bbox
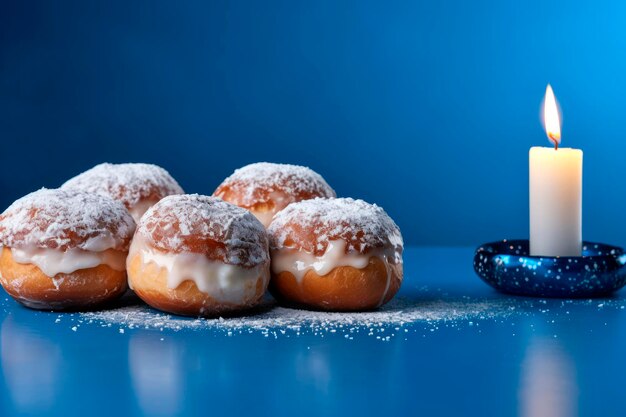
[529,85,583,257]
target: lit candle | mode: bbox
[529,85,582,257]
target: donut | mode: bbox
[62,163,184,222]
[0,188,135,310]
[267,198,403,311]
[213,162,336,227]
[127,194,270,317]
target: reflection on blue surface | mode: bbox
[0,247,625,416]
[519,338,578,417]
[129,335,183,416]
[1,317,62,414]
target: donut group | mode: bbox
[0,162,403,316]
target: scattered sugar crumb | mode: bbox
[25,291,622,342]
[79,296,520,340]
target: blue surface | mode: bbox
[3,1,626,246]
[1,246,626,417]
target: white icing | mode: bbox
[129,239,269,304]
[10,246,126,277]
[272,240,402,306]
[128,199,158,223]
[251,192,289,227]
[82,235,120,252]
[271,239,401,306]
[378,258,393,307]
[271,240,366,280]
[253,209,277,228]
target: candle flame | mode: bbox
[543,84,561,149]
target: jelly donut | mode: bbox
[0,189,135,310]
[127,194,270,317]
[267,198,403,311]
[213,162,336,227]
[62,163,184,222]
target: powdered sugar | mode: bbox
[62,163,184,209]
[0,188,135,251]
[268,197,403,260]
[76,295,520,339]
[68,296,626,342]
[137,194,269,267]
[214,162,336,207]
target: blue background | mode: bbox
[1,0,625,246]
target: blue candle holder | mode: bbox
[474,239,626,298]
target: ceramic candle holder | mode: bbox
[474,239,626,298]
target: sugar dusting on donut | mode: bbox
[62,163,184,209]
[214,162,336,207]
[0,188,136,251]
[268,197,403,261]
[137,194,269,267]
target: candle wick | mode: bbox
[549,134,559,150]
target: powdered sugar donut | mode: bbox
[213,162,336,227]
[267,198,403,311]
[127,194,270,316]
[62,163,184,222]
[0,188,135,310]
